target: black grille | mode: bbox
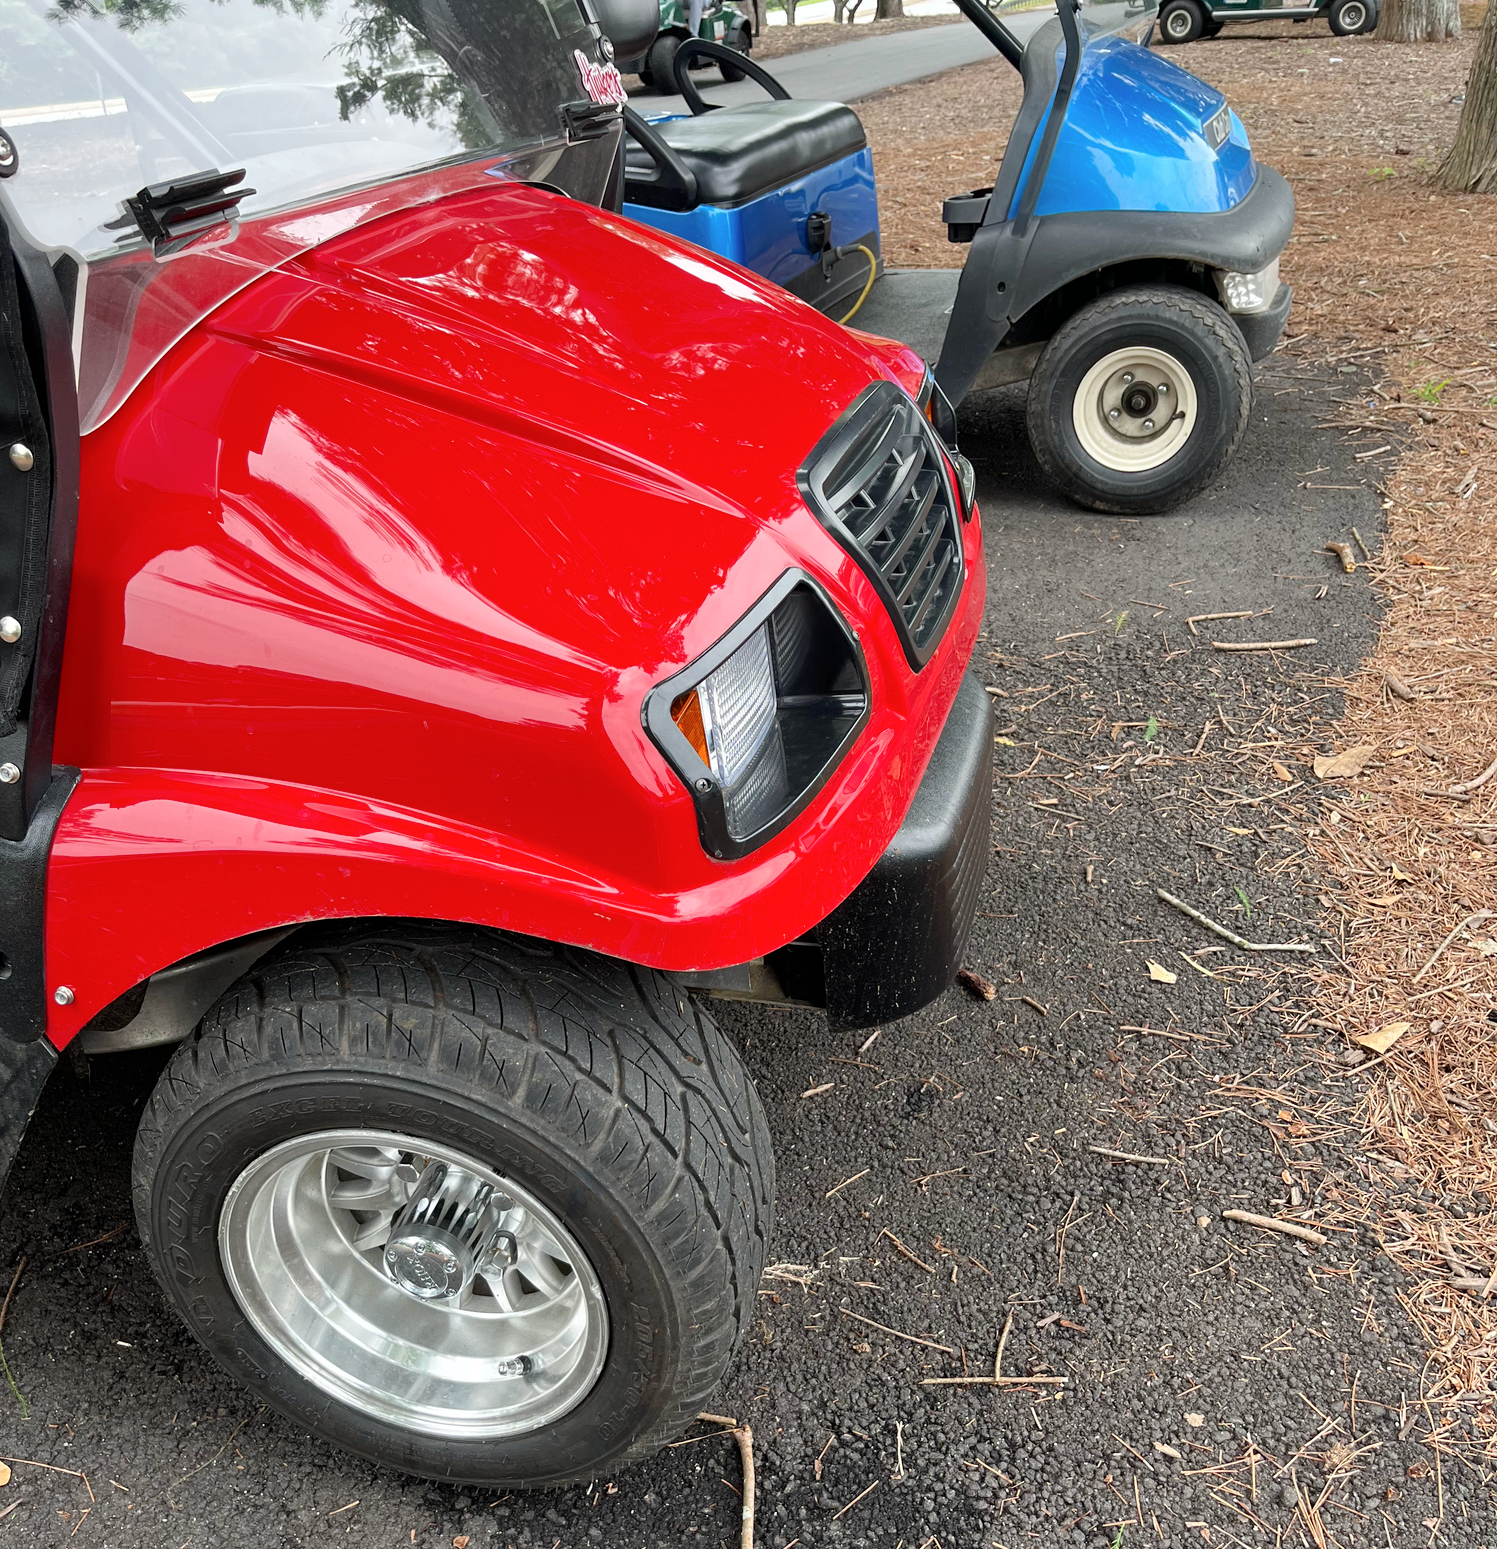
[798,382,963,669]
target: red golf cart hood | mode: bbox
[52,177,981,1026]
[177,176,929,675]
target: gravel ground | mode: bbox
[3,370,1477,1548]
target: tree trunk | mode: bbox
[784,0,798,21]
[875,0,906,16]
[1375,0,1460,42]
[1440,0,1497,189]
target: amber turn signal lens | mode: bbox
[671,688,710,766]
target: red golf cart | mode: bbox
[0,0,989,1488]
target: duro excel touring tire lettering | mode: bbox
[132,929,774,1486]
[1025,284,1253,515]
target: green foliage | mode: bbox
[1144,715,1159,744]
[1369,166,1396,180]
[1234,884,1251,918]
[1414,379,1452,403]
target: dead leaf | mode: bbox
[1271,761,1294,782]
[995,735,1017,746]
[1354,1022,1410,1054]
[1184,1412,1205,1428]
[1154,1441,1183,1460]
[0,1461,9,1487]
[1403,551,1433,565]
[1146,961,1178,984]
[454,1538,471,1549]
[1475,939,1497,958]
[1313,744,1376,780]
[1390,863,1415,883]
[957,968,998,1001]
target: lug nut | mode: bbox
[1144,419,1155,431]
[1158,383,1170,394]
[0,616,19,644]
[1121,372,1133,384]
[1108,408,1120,421]
[8,443,33,472]
[0,762,18,784]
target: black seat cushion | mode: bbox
[626,100,867,211]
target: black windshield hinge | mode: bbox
[125,167,256,253]
[560,98,619,141]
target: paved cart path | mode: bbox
[641,20,1000,113]
[0,368,1463,1549]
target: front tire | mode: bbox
[132,929,774,1486]
[1025,285,1252,514]
[1159,0,1205,41]
[720,26,751,80]
[1327,0,1369,30]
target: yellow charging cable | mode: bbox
[836,243,879,325]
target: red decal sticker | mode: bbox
[574,50,628,107]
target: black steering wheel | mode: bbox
[670,38,791,115]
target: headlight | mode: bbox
[645,572,869,860]
[1216,258,1279,315]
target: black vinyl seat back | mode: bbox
[624,99,867,211]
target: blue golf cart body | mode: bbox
[614,0,1294,512]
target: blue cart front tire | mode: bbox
[1026,285,1252,515]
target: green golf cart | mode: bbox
[618,0,753,88]
[1157,0,1377,41]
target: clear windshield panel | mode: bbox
[0,0,614,430]
[977,0,1157,52]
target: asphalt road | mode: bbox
[638,21,998,114]
[2,364,1469,1549]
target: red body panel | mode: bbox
[46,180,983,1047]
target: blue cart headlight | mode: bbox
[1216,258,1279,316]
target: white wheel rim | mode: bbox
[1341,2,1366,23]
[219,1129,608,1440]
[1165,9,1193,35]
[1071,346,1199,473]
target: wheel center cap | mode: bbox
[384,1231,470,1301]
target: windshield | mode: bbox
[978,0,1159,52]
[0,0,620,429]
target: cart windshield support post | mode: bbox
[933,0,1084,405]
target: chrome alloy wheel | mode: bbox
[1071,346,1199,473]
[218,1129,608,1439]
[1164,6,1195,38]
[1339,0,1368,25]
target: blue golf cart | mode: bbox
[613,0,1293,513]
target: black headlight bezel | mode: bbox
[642,570,870,862]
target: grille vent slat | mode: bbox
[800,383,963,669]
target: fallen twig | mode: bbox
[879,1230,936,1275]
[839,1308,956,1354]
[1384,671,1417,701]
[1411,910,1494,983]
[825,1169,870,1200]
[1187,610,1253,635]
[1351,527,1372,558]
[1089,1145,1175,1166]
[1325,542,1356,573]
[1155,889,1318,953]
[921,1374,1069,1387]
[957,968,997,1001]
[832,1480,878,1521]
[994,1307,1013,1379]
[734,1425,755,1548]
[1211,639,1317,653]
[1221,1210,1327,1247]
[0,1257,27,1419]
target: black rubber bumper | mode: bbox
[1232,281,1292,362]
[819,672,993,1031]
